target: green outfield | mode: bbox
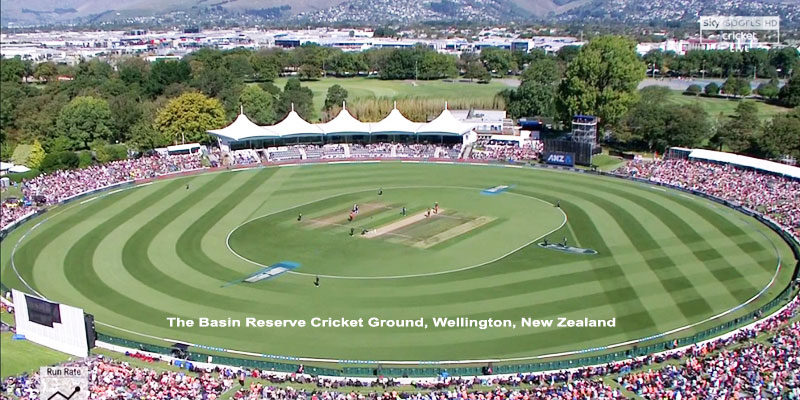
[0,163,796,364]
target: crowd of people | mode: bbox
[0,154,203,230]
[468,140,543,161]
[616,158,800,240]
[2,355,234,400]
[618,295,800,399]
[3,293,799,399]
[257,143,461,162]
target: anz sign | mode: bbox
[544,152,574,167]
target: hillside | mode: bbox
[1,0,797,27]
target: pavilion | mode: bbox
[207,103,475,151]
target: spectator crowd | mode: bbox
[0,154,203,230]
[616,159,800,240]
[3,294,799,399]
[468,140,543,161]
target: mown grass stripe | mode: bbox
[511,190,659,331]
[62,180,195,325]
[175,169,278,282]
[12,188,139,294]
[562,190,714,320]
[597,185,759,305]
[120,173,276,311]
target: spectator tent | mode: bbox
[207,110,279,146]
[369,103,423,136]
[208,103,473,151]
[416,104,474,140]
[317,103,371,138]
[269,104,325,140]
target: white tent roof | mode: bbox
[8,165,30,173]
[370,104,423,135]
[269,106,324,137]
[208,111,279,141]
[417,105,474,136]
[318,104,371,135]
[688,148,800,180]
[0,162,12,171]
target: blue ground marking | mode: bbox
[223,262,300,287]
[481,185,512,195]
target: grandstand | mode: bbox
[207,104,473,152]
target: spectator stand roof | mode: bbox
[317,102,371,136]
[688,148,800,180]
[207,107,279,141]
[369,102,423,135]
[207,102,475,141]
[268,104,325,137]
[417,103,474,136]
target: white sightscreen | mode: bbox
[12,289,88,358]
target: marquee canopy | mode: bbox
[369,104,423,135]
[207,103,474,141]
[269,105,325,137]
[207,109,278,141]
[416,103,473,136]
[317,103,371,135]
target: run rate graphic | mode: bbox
[39,367,88,400]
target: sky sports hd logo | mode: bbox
[699,16,780,51]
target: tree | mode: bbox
[722,77,751,98]
[756,79,780,100]
[504,82,556,119]
[480,47,517,75]
[620,87,709,151]
[109,96,144,143]
[129,120,168,151]
[250,51,281,81]
[239,85,277,125]
[758,110,800,160]
[557,36,646,127]
[556,46,581,64]
[719,101,761,154]
[11,144,32,166]
[276,78,315,120]
[0,56,27,82]
[704,82,720,96]
[93,142,128,163]
[118,57,150,88]
[521,58,560,86]
[778,73,800,108]
[56,96,113,150]
[39,151,79,173]
[34,62,58,82]
[684,84,702,96]
[323,84,349,111]
[154,92,226,144]
[298,63,323,80]
[189,50,235,98]
[27,139,46,169]
[663,104,710,149]
[769,47,798,78]
[463,61,490,82]
[146,60,191,97]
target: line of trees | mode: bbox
[616,85,800,160]
[2,37,799,169]
[642,47,798,79]
[0,50,325,167]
